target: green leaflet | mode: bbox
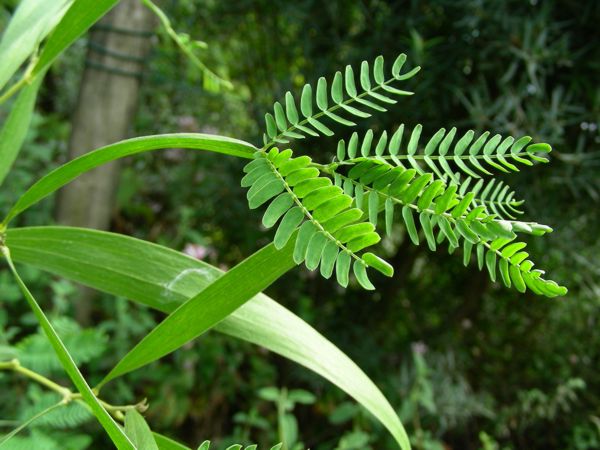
[261,54,419,147]
[2,133,257,225]
[274,207,304,249]
[362,252,394,277]
[6,226,410,449]
[262,193,294,228]
[1,247,134,450]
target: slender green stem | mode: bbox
[0,78,28,106]
[0,52,39,106]
[141,0,232,90]
[0,359,71,397]
[0,359,147,422]
[0,401,64,447]
[277,389,288,450]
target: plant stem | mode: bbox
[0,359,71,398]
[0,401,64,446]
[0,359,147,421]
[0,53,38,106]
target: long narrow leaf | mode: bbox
[2,133,257,225]
[0,247,135,450]
[0,0,72,91]
[153,433,192,450]
[31,0,119,79]
[7,226,410,449]
[0,72,45,186]
[99,234,298,386]
[125,410,159,450]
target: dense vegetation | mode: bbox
[0,0,598,449]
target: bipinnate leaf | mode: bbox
[261,53,420,147]
[242,149,392,289]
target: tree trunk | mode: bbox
[56,0,156,323]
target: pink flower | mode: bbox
[183,243,210,260]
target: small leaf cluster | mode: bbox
[262,54,419,147]
[332,157,566,297]
[335,124,552,183]
[244,53,567,296]
[242,149,392,290]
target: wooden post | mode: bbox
[56,0,157,323]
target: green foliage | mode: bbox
[262,54,418,147]
[0,1,591,449]
[7,226,410,449]
[244,53,565,297]
[124,410,159,450]
[242,149,390,290]
[14,317,107,374]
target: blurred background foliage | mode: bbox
[1,0,599,448]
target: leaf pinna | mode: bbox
[334,124,553,183]
[242,149,393,290]
[262,54,420,148]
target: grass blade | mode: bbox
[2,133,256,225]
[0,0,72,92]
[99,235,297,386]
[7,226,410,449]
[31,0,119,79]
[0,246,135,450]
[0,72,45,186]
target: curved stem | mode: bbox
[0,360,71,398]
[0,359,147,423]
[0,401,64,447]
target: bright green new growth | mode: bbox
[262,54,419,147]
[248,53,567,297]
[242,149,391,290]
